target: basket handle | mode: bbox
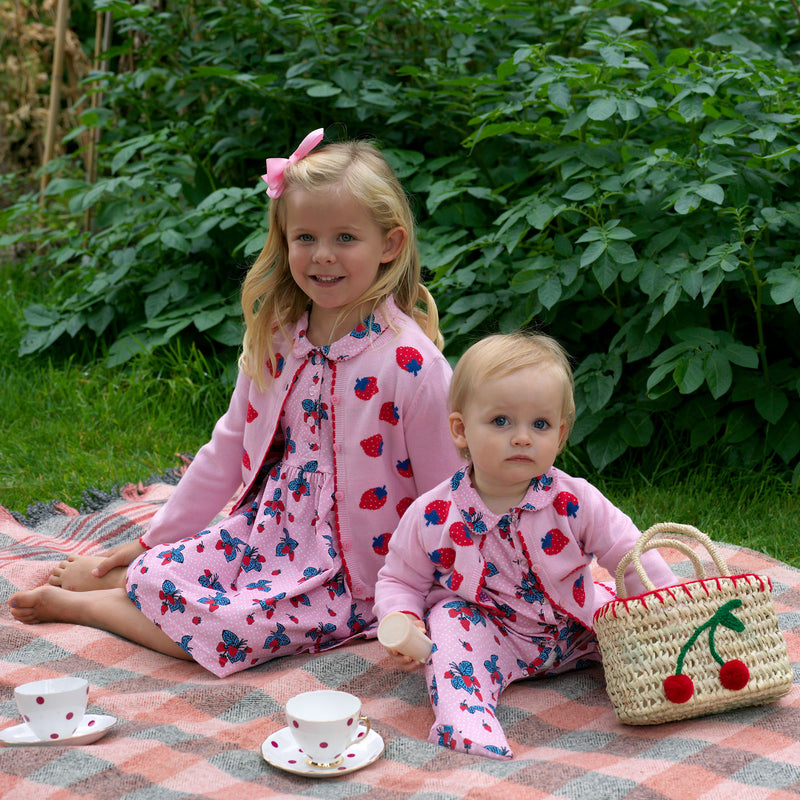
[615,522,731,596]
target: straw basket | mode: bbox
[593,522,794,725]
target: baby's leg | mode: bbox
[9,585,191,660]
[425,599,514,760]
[49,555,127,592]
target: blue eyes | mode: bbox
[491,417,550,430]
[296,233,355,242]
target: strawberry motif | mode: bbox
[449,521,473,546]
[372,532,391,555]
[242,449,251,470]
[424,500,451,526]
[541,527,569,555]
[396,496,413,517]
[246,403,258,423]
[554,491,579,518]
[429,547,456,569]
[354,376,379,400]
[396,458,413,478]
[573,575,586,607]
[360,486,388,510]
[449,570,463,590]
[396,346,423,376]
[360,433,384,457]
[379,402,399,425]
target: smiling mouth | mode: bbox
[312,275,343,284]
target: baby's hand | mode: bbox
[382,614,428,671]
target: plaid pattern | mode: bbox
[2,482,800,800]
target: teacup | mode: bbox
[15,676,89,741]
[285,690,370,768]
[378,611,433,664]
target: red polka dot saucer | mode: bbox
[261,723,384,776]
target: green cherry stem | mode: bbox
[674,599,744,675]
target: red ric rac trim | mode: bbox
[592,573,770,624]
[138,536,151,550]
[329,363,360,597]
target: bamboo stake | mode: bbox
[39,0,69,204]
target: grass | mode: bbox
[1,261,798,568]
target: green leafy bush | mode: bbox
[2,0,799,479]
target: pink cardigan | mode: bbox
[142,296,461,602]
[374,466,678,630]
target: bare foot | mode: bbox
[49,555,127,592]
[9,585,88,625]
[9,586,192,660]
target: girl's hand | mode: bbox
[91,540,147,577]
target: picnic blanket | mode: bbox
[2,476,800,800]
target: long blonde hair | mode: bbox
[240,139,442,387]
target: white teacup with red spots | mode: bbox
[285,690,370,768]
[15,677,89,741]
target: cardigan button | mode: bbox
[332,443,341,454]
[334,490,344,501]
[341,541,352,552]
[352,583,364,595]
[331,394,341,405]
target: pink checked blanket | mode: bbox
[1,479,800,800]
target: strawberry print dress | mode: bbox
[128,315,386,677]
[375,465,677,760]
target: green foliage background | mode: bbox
[3,0,800,479]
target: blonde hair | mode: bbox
[240,139,442,387]
[449,332,576,450]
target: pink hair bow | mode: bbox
[261,128,325,199]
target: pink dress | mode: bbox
[128,320,378,677]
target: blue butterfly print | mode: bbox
[450,468,467,491]
[350,315,382,339]
[276,529,298,560]
[443,599,487,631]
[301,397,328,430]
[458,701,486,714]
[158,544,185,564]
[301,566,323,581]
[324,571,347,599]
[198,570,226,592]
[436,724,456,749]
[460,507,487,534]
[429,674,439,707]
[444,661,483,699]
[127,584,141,610]
[177,635,193,654]
[251,592,286,618]
[245,578,272,592]
[485,744,512,757]
[217,629,252,665]
[347,603,368,634]
[322,533,336,559]
[199,591,230,612]
[159,580,185,614]
[240,501,258,525]
[241,544,265,572]
[265,622,291,652]
[306,621,337,642]
[484,654,503,685]
[516,569,546,605]
[216,529,246,562]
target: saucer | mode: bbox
[261,724,384,777]
[0,714,117,747]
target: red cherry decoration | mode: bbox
[719,659,750,690]
[663,674,694,703]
